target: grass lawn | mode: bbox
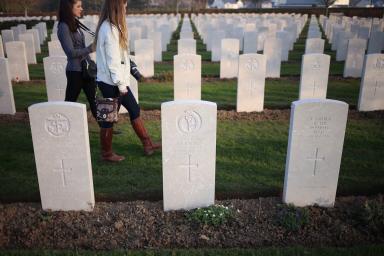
[3,17,382,203]
[12,77,360,111]
[1,115,383,202]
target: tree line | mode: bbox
[0,0,210,15]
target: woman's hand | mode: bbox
[88,42,96,53]
[118,84,128,96]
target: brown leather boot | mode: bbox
[131,117,161,156]
[100,128,125,162]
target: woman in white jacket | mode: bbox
[95,0,160,162]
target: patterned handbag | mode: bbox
[96,97,119,123]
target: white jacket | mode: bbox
[96,20,130,93]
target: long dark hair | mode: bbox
[58,0,79,32]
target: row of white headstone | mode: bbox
[172,52,384,112]
[27,97,349,211]
[193,13,306,60]
[0,22,48,82]
[0,16,51,22]
[321,14,384,78]
[1,51,382,116]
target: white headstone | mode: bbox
[299,54,331,100]
[0,58,16,115]
[178,39,196,55]
[0,35,4,58]
[159,24,171,52]
[162,100,217,211]
[134,39,154,78]
[358,54,384,111]
[5,41,29,82]
[26,29,41,54]
[220,38,239,79]
[211,30,226,62]
[17,24,27,34]
[343,38,367,78]
[48,40,65,57]
[19,33,37,64]
[336,31,353,61]
[367,31,384,54]
[29,102,95,211]
[1,30,14,55]
[43,56,67,101]
[149,32,162,62]
[276,31,290,61]
[283,99,349,207]
[174,54,201,100]
[305,38,325,54]
[358,26,370,40]
[243,31,258,54]
[11,26,20,41]
[237,54,267,112]
[128,27,142,53]
[264,37,282,78]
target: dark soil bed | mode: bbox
[1,195,383,250]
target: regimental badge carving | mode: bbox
[177,110,202,134]
[49,62,65,74]
[180,59,195,71]
[312,58,321,70]
[246,58,259,71]
[45,113,70,137]
[375,58,384,69]
[228,52,238,60]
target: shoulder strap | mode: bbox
[76,20,96,37]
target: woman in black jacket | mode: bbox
[57,0,97,119]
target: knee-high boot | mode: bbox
[100,128,125,162]
[131,117,161,156]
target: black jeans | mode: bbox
[65,71,97,119]
[98,81,140,129]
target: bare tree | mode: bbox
[248,0,264,8]
[19,0,35,16]
[318,0,337,17]
[0,0,19,13]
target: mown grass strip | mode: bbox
[0,117,383,202]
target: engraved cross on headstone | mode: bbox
[53,159,72,187]
[306,148,325,176]
[250,80,257,96]
[352,57,357,68]
[180,154,199,182]
[373,80,383,97]
[186,82,193,96]
[312,80,317,96]
[56,84,65,97]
